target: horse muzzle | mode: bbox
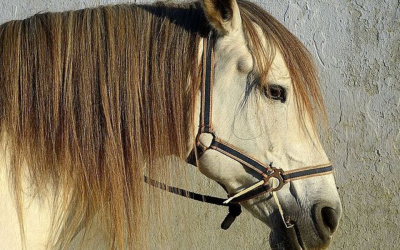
[269,200,342,250]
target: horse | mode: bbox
[0,0,342,249]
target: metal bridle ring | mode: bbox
[263,168,284,192]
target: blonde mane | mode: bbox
[0,1,325,249]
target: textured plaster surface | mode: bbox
[0,0,399,249]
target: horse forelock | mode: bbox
[238,0,327,130]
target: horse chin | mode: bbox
[269,226,308,250]
[269,226,304,250]
[269,225,331,250]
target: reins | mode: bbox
[145,32,334,230]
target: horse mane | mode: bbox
[0,1,324,249]
[0,2,208,249]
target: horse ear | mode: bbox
[202,0,241,35]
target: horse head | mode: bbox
[194,0,342,249]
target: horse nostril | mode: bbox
[313,203,341,241]
[321,207,339,233]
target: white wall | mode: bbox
[0,0,399,249]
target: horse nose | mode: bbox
[312,202,342,241]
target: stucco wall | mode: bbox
[0,0,399,249]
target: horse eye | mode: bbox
[263,85,286,103]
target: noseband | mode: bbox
[145,32,333,230]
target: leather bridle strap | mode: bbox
[209,139,333,204]
[143,175,242,230]
[200,32,214,134]
[144,176,228,206]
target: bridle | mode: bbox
[145,32,334,230]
